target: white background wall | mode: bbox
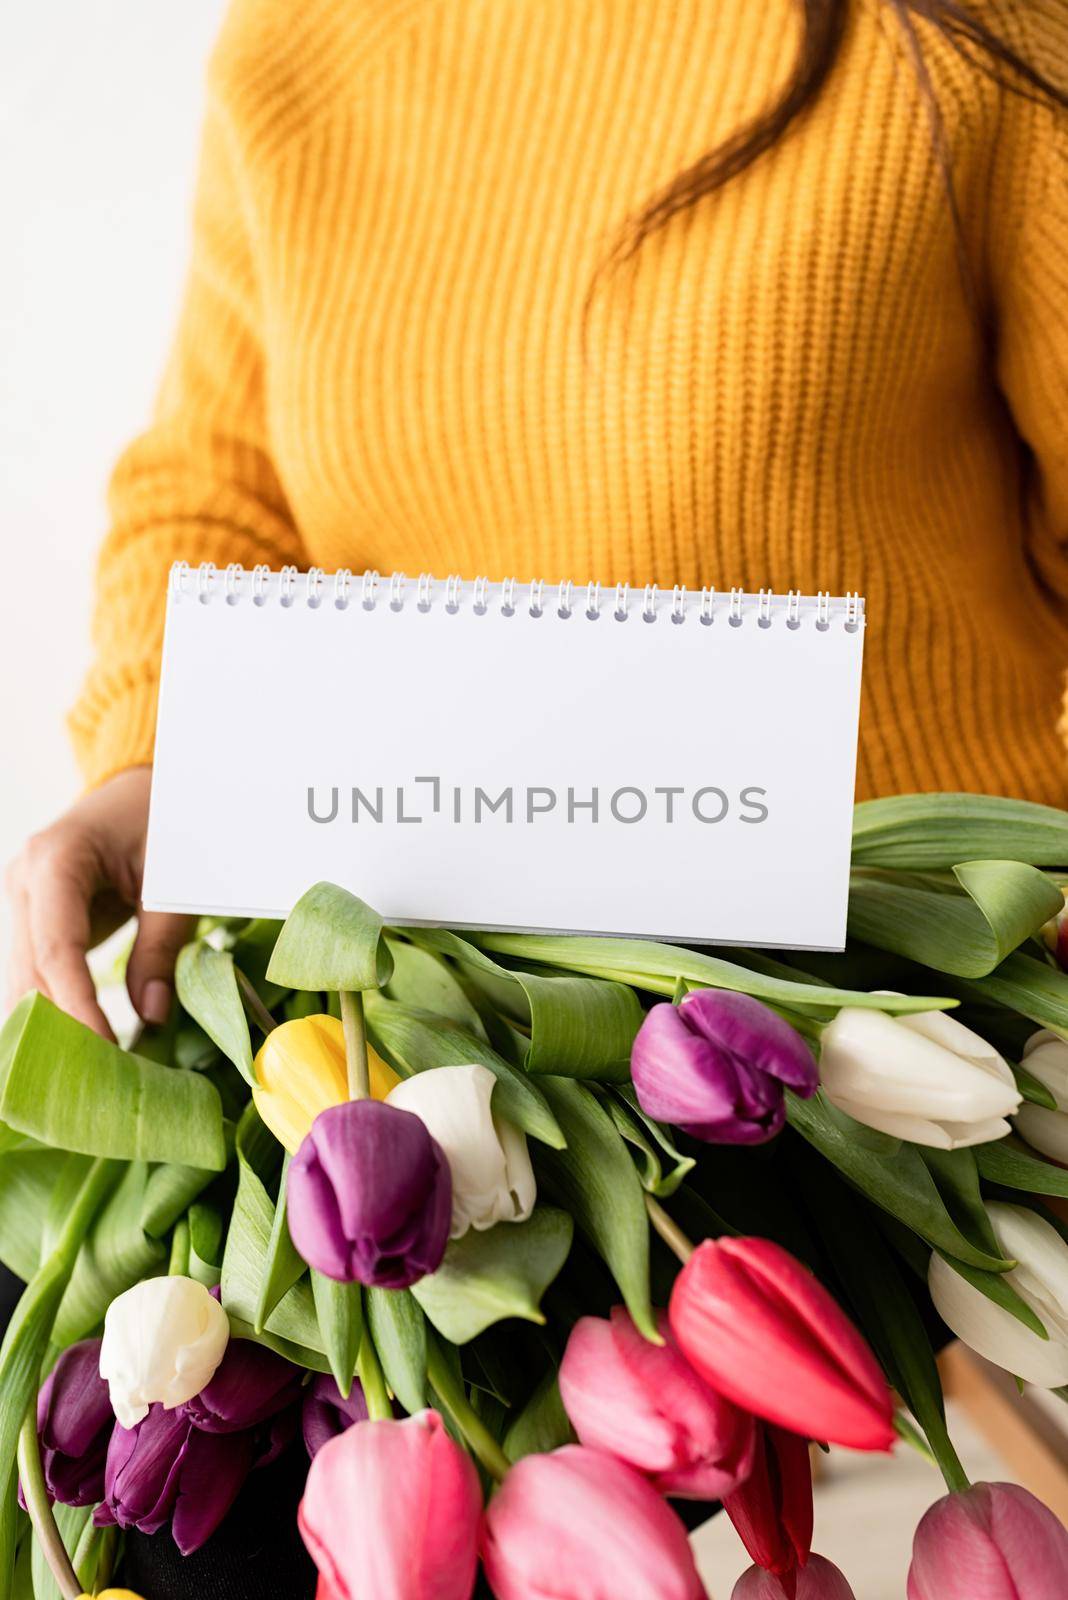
[0,0,226,974]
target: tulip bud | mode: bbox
[386,1063,536,1237]
[669,1237,894,1451]
[928,1203,1068,1387]
[251,1014,401,1153]
[100,1276,230,1428]
[818,1001,1019,1149]
[558,1307,755,1498]
[287,1100,452,1287]
[631,992,817,1145]
[722,1424,812,1591]
[1013,1030,1068,1165]
[33,1339,113,1507]
[480,1444,707,1600]
[299,1411,481,1600]
[1041,897,1068,972]
[302,1373,368,1460]
[732,1554,856,1598]
[908,1482,1068,1599]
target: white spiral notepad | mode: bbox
[144,565,866,948]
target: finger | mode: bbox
[126,911,196,1025]
[26,852,114,1039]
[5,883,42,1011]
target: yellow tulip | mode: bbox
[252,1014,400,1152]
[79,1592,147,1599]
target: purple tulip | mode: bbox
[30,1339,113,1507]
[287,1100,452,1288]
[632,990,818,1144]
[94,1338,301,1554]
[302,1373,369,1460]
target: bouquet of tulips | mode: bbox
[6,792,1068,1599]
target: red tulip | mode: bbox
[723,1424,812,1598]
[669,1238,894,1452]
[908,1481,1068,1599]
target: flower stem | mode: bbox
[168,1217,191,1277]
[356,1326,392,1421]
[17,1406,80,1600]
[426,1334,511,1482]
[340,990,370,1101]
[645,1194,694,1263]
[235,968,278,1037]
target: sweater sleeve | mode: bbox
[988,10,1068,604]
[68,89,305,789]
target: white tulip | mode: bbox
[1013,1030,1068,1164]
[818,999,1020,1149]
[928,1202,1068,1388]
[386,1063,536,1238]
[100,1275,230,1427]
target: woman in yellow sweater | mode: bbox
[5,0,1068,1043]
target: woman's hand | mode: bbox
[4,767,194,1039]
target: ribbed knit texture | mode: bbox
[70,0,1068,803]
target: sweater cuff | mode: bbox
[68,675,160,792]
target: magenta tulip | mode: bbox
[908,1482,1068,1599]
[298,1410,481,1600]
[559,1307,755,1498]
[302,1374,368,1460]
[732,1554,856,1598]
[480,1444,707,1600]
[723,1424,812,1596]
[32,1339,114,1507]
[631,991,817,1145]
[669,1237,894,1452]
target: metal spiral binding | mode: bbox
[168,563,864,631]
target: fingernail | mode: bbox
[141,979,172,1026]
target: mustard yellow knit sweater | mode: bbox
[72,0,1068,803]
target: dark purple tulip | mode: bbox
[180,1337,305,1433]
[94,1338,301,1554]
[302,1373,369,1459]
[287,1100,452,1288]
[32,1339,113,1507]
[632,990,818,1144]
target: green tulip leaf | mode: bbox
[0,994,227,1171]
[187,1203,225,1287]
[406,929,642,1080]
[533,1078,657,1338]
[311,1271,363,1397]
[0,1148,69,1280]
[411,1207,573,1344]
[383,939,488,1039]
[469,931,954,1017]
[254,1157,307,1333]
[1013,1062,1059,1110]
[54,1161,168,1345]
[267,883,393,992]
[974,1138,1068,1198]
[139,1159,223,1240]
[31,1503,96,1600]
[504,1369,574,1462]
[365,995,565,1149]
[919,1148,1006,1264]
[786,1091,1013,1271]
[175,940,256,1085]
[957,953,1068,1036]
[847,863,1062,979]
[366,1287,427,1414]
[852,793,1068,870]
[605,1091,695,1197]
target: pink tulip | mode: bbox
[298,1410,481,1600]
[732,1554,856,1598]
[480,1444,708,1600]
[669,1238,894,1452]
[908,1481,1068,1599]
[558,1307,755,1498]
[723,1424,812,1596]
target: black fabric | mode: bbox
[116,1441,316,1600]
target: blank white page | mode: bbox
[143,568,865,948]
